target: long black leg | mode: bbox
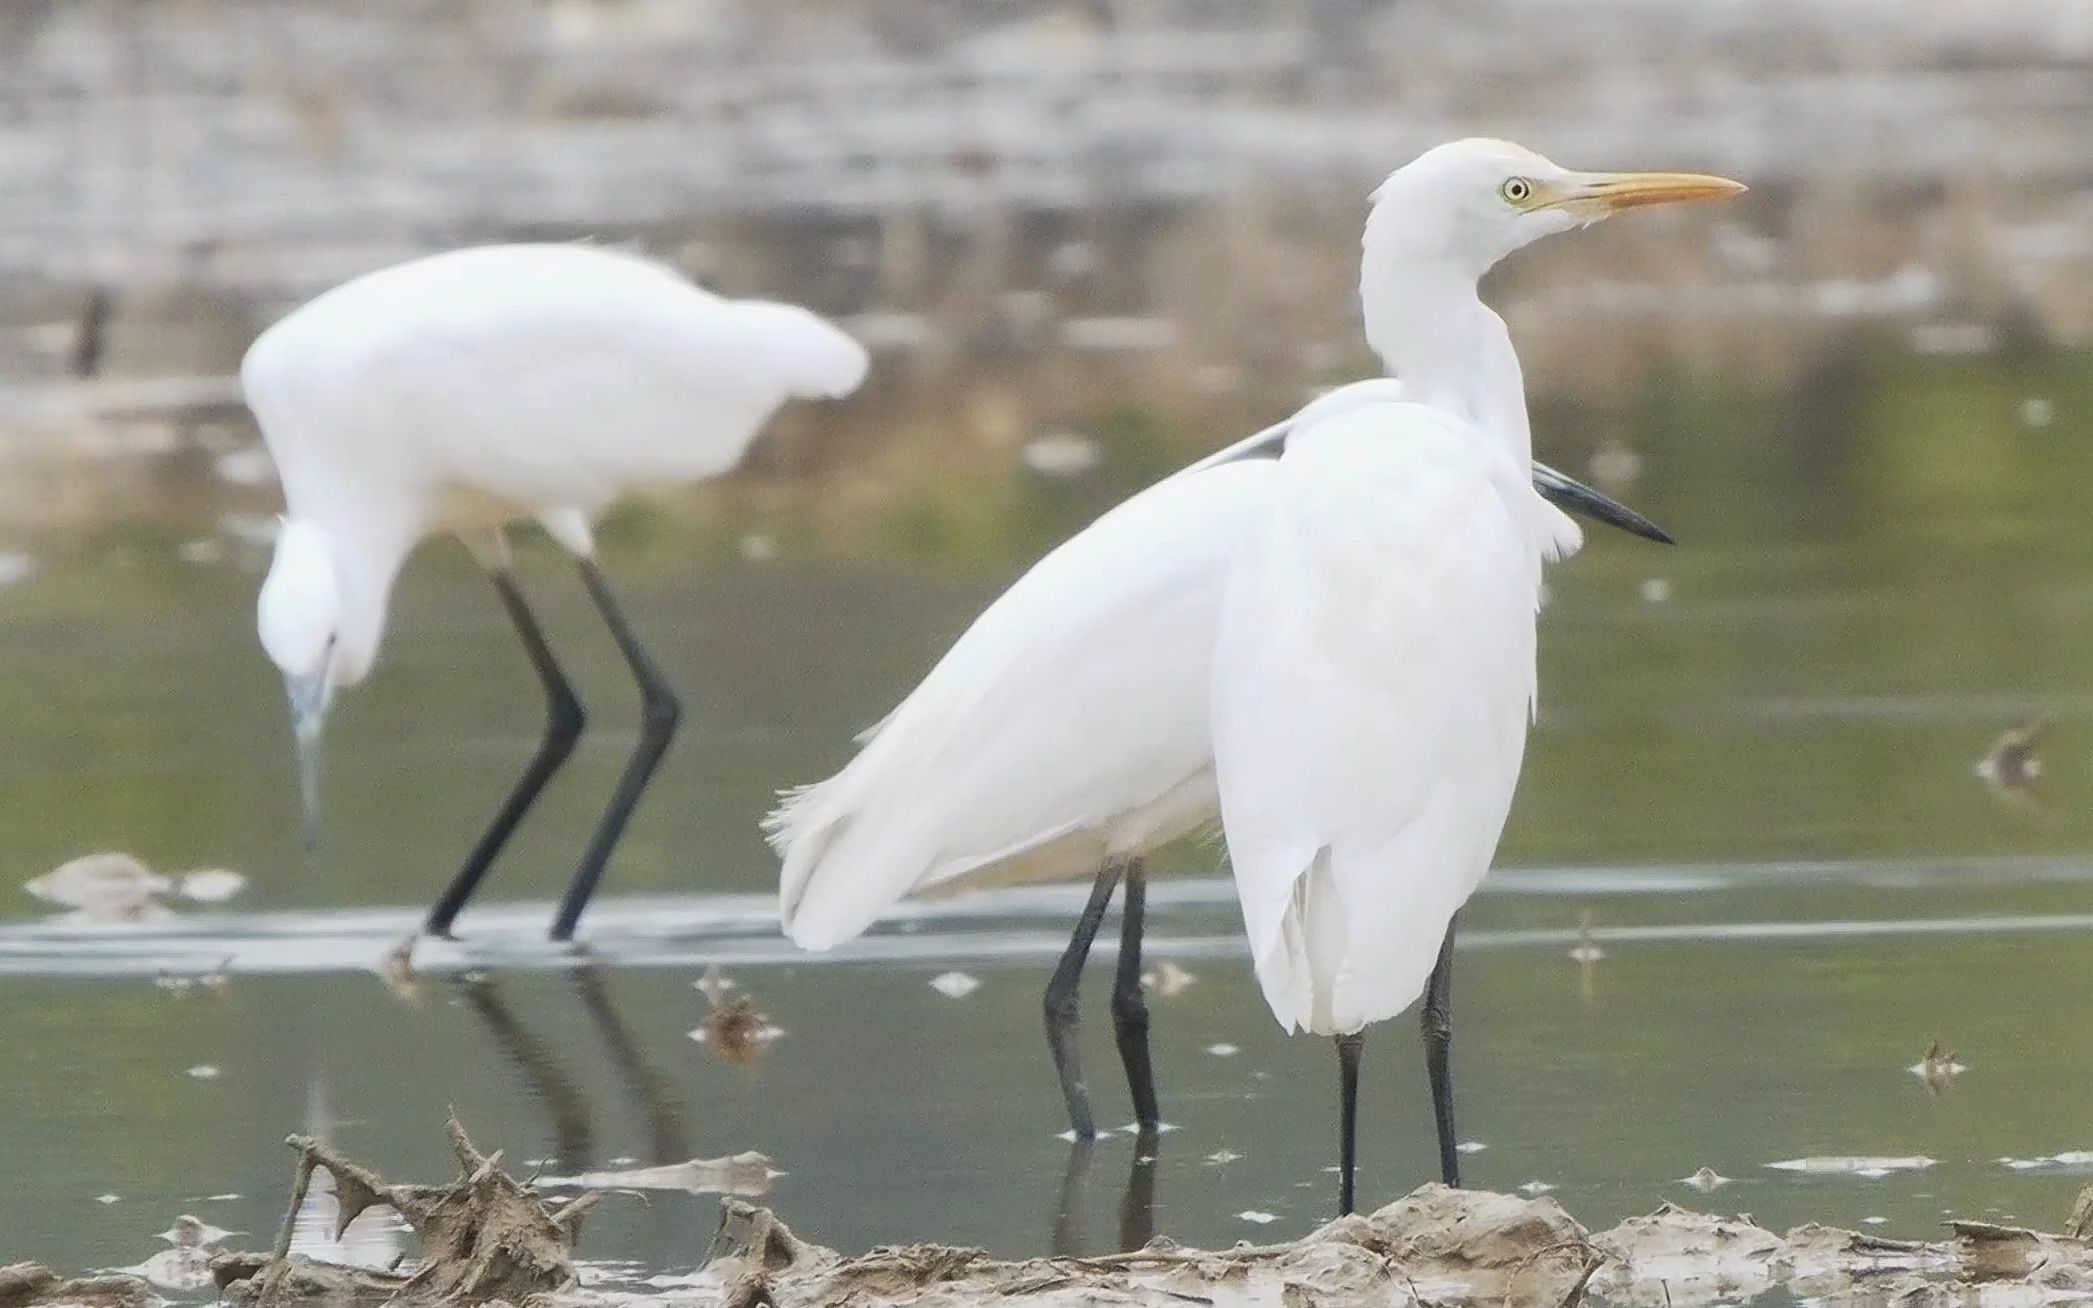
[1421,919,1460,1187]
[550,558,683,942]
[426,567,587,938]
[1109,858,1160,1130]
[1336,1032,1365,1215]
[1044,860,1127,1139]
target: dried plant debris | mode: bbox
[218,1112,599,1306]
[17,1131,2093,1308]
[0,1264,157,1308]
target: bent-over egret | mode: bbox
[1207,140,1741,1214]
[766,186,1678,1145]
[249,243,868,940]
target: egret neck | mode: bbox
[1359,255,1532,469]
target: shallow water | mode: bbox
[5,346,2093,1283]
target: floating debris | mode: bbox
[929,971,981,998]
[689,1001,786,1065]
[1909,1039,1967,1094]
[1639,577,1673,604]
[1681,1168,1731,1191]
[213,445,278,487]
[1020,432,1103,478]
[95,1194,122,1205]
[539,1152,779,1197]
[2001,1151,2093,1172]
[1205,1149,1241,1165]
[1976,721,2045,812]
[177,869,248,903]
[1589,439,1643,492]
[1141,961,1196,997]
[1237,1210,1279,1224]
[186,1065,222,1081]
[176,538,226,567]
[25,853,171,920]
[1457,1141,1488,1155]
[1518,1181,1557,1195]
[695,964,738,1006]
[1206,1042,1240,1057]
[379,935,420,1004]
[691,969,784,1067]
[1766,1155,1935,1177]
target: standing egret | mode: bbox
[248,243,868,940]
[1207,140,1742,1214]
[767,203,1676,1146]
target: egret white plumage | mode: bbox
[1207,140,1741,1213]
[766,143,1703,1146]
[248,243,868,940]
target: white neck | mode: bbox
[1360,256,1532,467]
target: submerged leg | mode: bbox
[1044,860,1128,1140]
[1336,1031,1366,1216]
[549,558,684,942]
[1421,919,1460,1187]
[426,567,587,938]
[1109,858,1161,1130]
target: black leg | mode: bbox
[1118,1126,1159,1252]
[1336,1031,1365,1215]
[550,558,683,942]
[426,567,586,938]
[1421,919,1460,1188]
[1109,858,1160,1130]
[1044,860,1127,1139]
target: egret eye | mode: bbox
[1501,177,1533,205]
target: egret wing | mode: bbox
[770,459,1272,949]
[1212,400,1567,1035]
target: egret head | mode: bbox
[1366,138,1746,280]
[258,518,343,848]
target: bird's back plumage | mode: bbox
[242,244,867,533]
[1212,399,1578,1035]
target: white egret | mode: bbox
[767,149,1693,1145]
[1207,140,1741,1213]
[248,243,868,940]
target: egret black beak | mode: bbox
[1531,461,1674,545]
[283,671,330,850]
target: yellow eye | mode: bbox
[1501,177,1533,204]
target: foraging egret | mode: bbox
[248,244,868,940]
[1207,140,1741,1213]
[767,164,1688,1145]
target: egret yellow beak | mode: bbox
[1541,171,1746,218]
[283,670,330,850]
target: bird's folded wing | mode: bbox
[770,460,1272,948]
[1211,403,1543,1034]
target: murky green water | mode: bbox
[3,341,2093,1283]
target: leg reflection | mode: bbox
[1050,1135,1099,1257]
[570,963,693,1163]
[1118,1127,1159,1251]
[457,972,594,1174]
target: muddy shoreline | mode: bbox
[11,1117,2093,1308]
